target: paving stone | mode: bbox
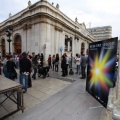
[1,66,108,120]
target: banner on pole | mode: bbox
[86,37,118,107]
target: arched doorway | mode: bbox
[1,39,6,56]
[81,42,85,55]
[14,35,21,54]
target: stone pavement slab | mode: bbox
[0,65,108,120]
[10,78,107,120]
[0,76,71,119]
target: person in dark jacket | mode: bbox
[80,54,87,79]
[19,52,31,93]
[52,55,55,71]
[6,55,17,80]
[32,55,38,79]
[61,55,66,77]
[27,55,32,88]
[55,53,59,72]
[40,53,44,66]
[48,54,52,69]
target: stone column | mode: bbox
[78,39,80,54]
[27,24,32,54]
[39,23,47,60]
[57,31,60,54]
[22,24,27,52]
[72,37,75,57]
[34,24,40,54]
[76,39,79,54]
[60,33,65,56]
[79,39,81,55]
[31,24,35,53]
[59,31,63,56]
[5,37,9,53]
[68,41,70,51]
[55,30,59,54]
[45,24,51,61]
[84,41,88,56]
[51,26,55,55]
[75,38,77,54]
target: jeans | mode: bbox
[32,67,37,79]
[19,73,28,92]
[55,65,58,72]
[16,61,19,69]
[81,66,86,78]
[65,64,68,75]
[3,65,8,77]
[76,65,80,74]
[52,63,55,71]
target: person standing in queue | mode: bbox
[27,55,33,88]
[52,55,55,71]
[32,55,38,80]
[80,53,87,79]
[64,53,69,76]
[48,54,52,69]
[61,55,66,77]
[19,52,31,93]
[55,53,59,72]
[40,53,44,66]
[6,55,17,80]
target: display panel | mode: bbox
[86,37,118,107]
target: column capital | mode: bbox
[74,36,79,40]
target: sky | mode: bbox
[0,0,120,39]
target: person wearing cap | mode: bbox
[19,52,31,93]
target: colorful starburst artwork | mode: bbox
[88,49,115,93]
[86,37,118,108]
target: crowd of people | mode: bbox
[0,52,88,93]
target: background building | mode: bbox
[88,26,112,41]
[0,0,94,60]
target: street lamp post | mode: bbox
[6,26,13,55]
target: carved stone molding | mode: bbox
[23,24,32,30]
[55,26,63,32]
[74,36,79,40]
[28,24,32,29]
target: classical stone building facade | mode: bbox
[0,0,94,60]
[88,26,112,41]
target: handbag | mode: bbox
[10,71,17,79]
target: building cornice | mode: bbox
[0,0,94,42]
